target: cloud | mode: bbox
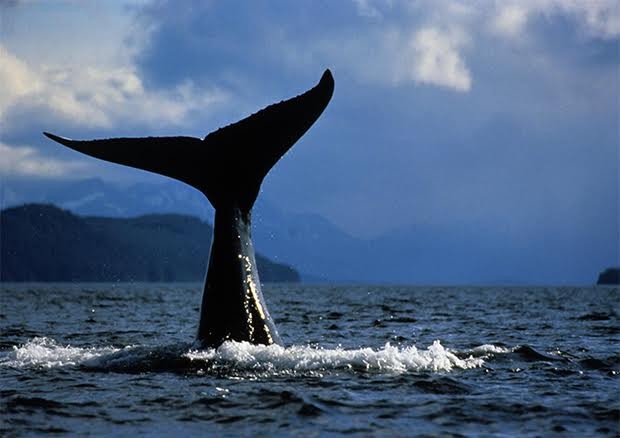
[410,27,471,92]
[310,26,472,92]
[352,0,386,19]
[550,0,620,38]
[490,0,620,39]
[0,142,90,178]
[0,44,229,133]
[0,44,41,115]
[491,5,529,37]
[131,1,476,94]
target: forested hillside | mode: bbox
[1,204,299,283]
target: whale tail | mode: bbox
[44,70,335,347]
[43,69,334,211]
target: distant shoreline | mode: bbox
[1,203,300,283]
[596,267,620,285]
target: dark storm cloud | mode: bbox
[115,2,620,246]
[131,1,358,91]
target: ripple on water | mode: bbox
[1,284,618,436]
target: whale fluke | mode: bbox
[43,69,334,212]
[44,69,335,347]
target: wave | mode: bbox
[466,344,514,355]
[0,337,489,375]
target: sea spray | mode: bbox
[2,337,484,374]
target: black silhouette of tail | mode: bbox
[44,69,334,211]
[44,69,335,347]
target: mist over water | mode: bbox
[1,283,618,436]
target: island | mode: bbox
[597,267,620,285]
[0,204,299,283]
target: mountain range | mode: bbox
[1,177,607,284]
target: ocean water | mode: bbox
[1,283,618,436]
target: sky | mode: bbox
[1,0,618,277]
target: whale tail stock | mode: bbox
[43,69,334,212]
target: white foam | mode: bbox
[186,340,484,373]
[468,344,514,355]
[0,337,121,368]
[2,338,485,374]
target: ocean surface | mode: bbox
[1,283,618,436]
